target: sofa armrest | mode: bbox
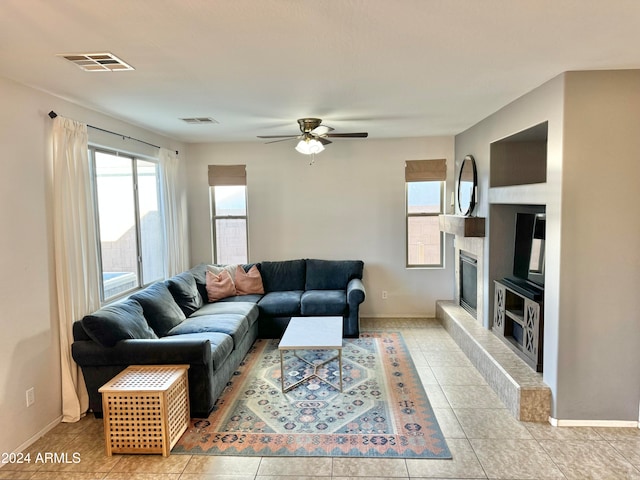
[72,338,211,367]
[347,278,366,306]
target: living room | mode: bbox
[1,1,640,477]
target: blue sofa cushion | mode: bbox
[259,260,306,292]
[305,259,364,290]
[191,301,260,327]
[258,291,303,317]
[218,294,263,305]
[166,314,249,348]
[159,332,234,371]
[301,290,347,316]
[131,282,186,337]
[165,271,204,316]
[81,299,157,348]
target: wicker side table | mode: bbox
[98,365,190,456]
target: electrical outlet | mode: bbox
[382,290,388,299]
[26,387,35,407]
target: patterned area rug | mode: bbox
[174,331,451,458]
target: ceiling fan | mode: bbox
[257,118,368,155]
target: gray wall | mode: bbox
[455,70,640,422]
[557,70,640,421]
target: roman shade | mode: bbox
[404,159,447,182]
[208,164,246,186]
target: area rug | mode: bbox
[174,331,451,458]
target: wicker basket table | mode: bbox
[98,365,190,456]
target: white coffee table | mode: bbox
[278,316,343,393]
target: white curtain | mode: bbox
[52,117,101,422]
[159,148,188,276]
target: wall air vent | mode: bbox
[180,117,219,124]
[57,52,134,72]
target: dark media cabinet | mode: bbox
[493,278,544,372]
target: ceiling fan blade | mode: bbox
[311,125,334,136]
[257,135,299,139]
[263,137,299,144]
[325,132,369,138]
[317,137,332,145]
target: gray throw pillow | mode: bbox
[131,282,186,336]
[81,299,157,348]
[166,271,204,316]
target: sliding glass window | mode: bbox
[90,147,165,301]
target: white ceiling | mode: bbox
[2,0,640,143]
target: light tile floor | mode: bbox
[2,318,639,479]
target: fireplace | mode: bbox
[460,252,478,317]
[438,215,486,325]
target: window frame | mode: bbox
[89,146,165,303]
[210,185,249,264]
[405,179,445,268]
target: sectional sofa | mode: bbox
[72,259,365,418]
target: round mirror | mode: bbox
[457,154,477,216]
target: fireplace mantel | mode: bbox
[439,214,485,237]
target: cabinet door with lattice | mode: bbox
[523,299,540,360]
[493,282,506,335]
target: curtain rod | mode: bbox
[48,111,178,155]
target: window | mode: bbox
[209,165,248,264]
[90,147,165,301]
[405,159,446,268]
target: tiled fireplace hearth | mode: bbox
[438,215,551,422]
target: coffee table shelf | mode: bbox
[278,316,343,393]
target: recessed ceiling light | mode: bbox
[180,117,219,124]
[57,52,134,72]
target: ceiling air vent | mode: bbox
[180,117,219,124]
[57,52,134,72]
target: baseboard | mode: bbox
[9,415,63,456]
[361,314,436,319]
[549,417,639,428]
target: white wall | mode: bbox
[0,76,184,455]
[185,137,456,317]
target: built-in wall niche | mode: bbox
[490,122,548,187]
[488,204,546,298]
[488,203,546,371]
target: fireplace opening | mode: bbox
[460,252,477,317]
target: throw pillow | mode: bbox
[81,299,157,348]
[131,282,186,337]
[165,271,204,316]
[207,264,238,286]
[235,264,265,295]
[206,269,236,301]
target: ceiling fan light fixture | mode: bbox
[295,138,325,155]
